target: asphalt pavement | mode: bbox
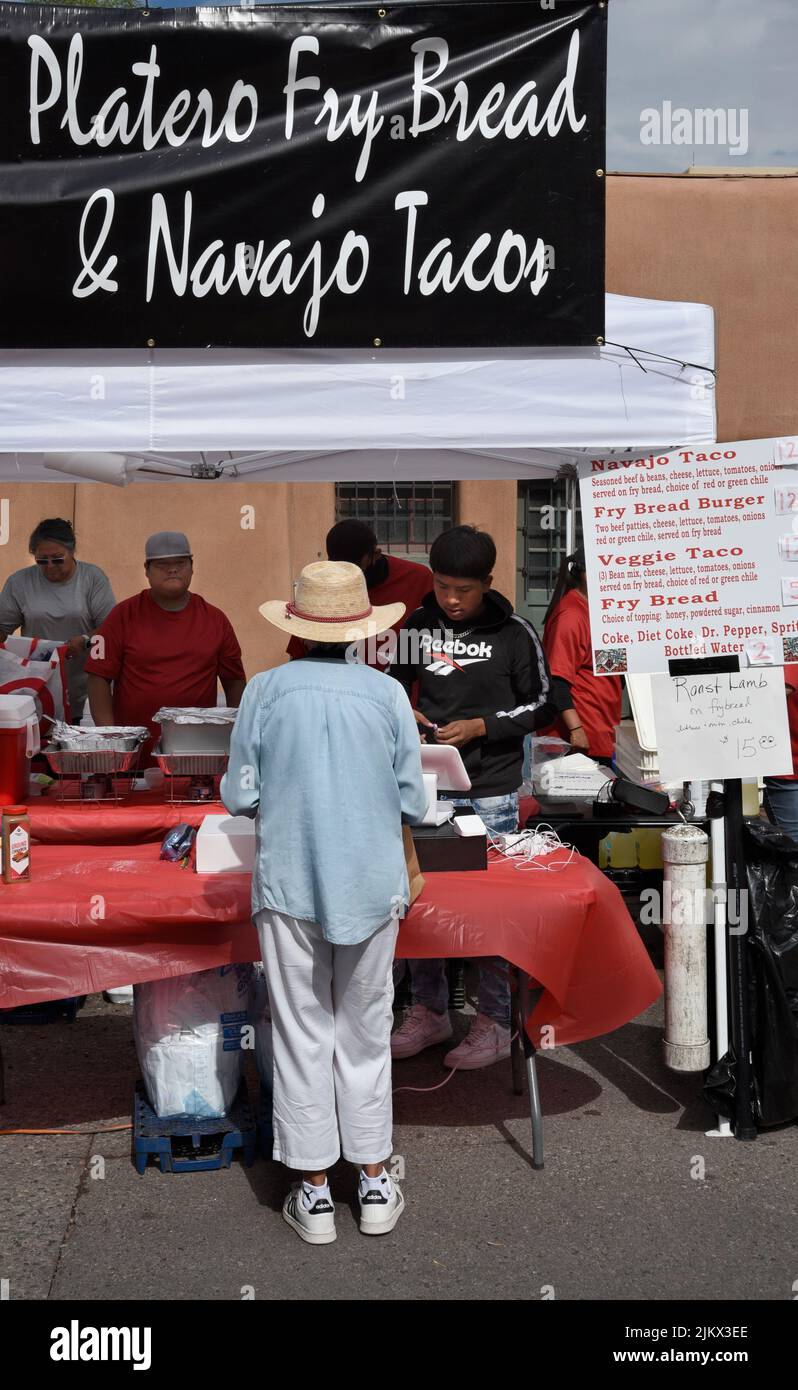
[1,954,795,1303]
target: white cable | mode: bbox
[484,822,577,872]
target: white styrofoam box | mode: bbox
[624,675,658,752]
[615,722,659,771]
[157,710,235,754]
[196,815,256,874]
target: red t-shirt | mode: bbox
[543,589,622,759]
[286,555,431,668]
[85,590,245,754]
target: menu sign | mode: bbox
[578,437,798,675]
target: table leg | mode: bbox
[519,967,544,1173]
[510,968,524,1097]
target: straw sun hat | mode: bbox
[259,561,405,642]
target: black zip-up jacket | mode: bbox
[390,589,554,797]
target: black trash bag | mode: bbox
[703,1048,737,1122]
[741,820,798,1126]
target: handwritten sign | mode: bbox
[650,669,792,781]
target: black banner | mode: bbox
[0,2,606,349]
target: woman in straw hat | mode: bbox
[221,561,427,1245]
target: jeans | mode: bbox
[404,792,519,1027]
[763,778,798,841]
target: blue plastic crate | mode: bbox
[257,1083,274,1159]
[133,1080,257,1174]
[0,996,84,1026]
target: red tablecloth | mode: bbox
[28,791,226,844]
[28,793,541,845]
[0,843,660,1047]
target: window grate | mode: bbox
[335,481,454,555]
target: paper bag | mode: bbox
[403,824,425,906]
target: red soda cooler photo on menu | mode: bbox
[0,694,40,804]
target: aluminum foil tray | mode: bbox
[46,748,141,776]
[154,749,229,778]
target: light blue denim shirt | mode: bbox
[220,654,428,945]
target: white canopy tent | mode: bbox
[0,293,715,483]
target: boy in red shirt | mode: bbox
[86,531,246,757]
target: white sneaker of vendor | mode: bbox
[390,1003,453,1059]
[443,1013,512,1071]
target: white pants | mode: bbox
[255,908,399,1171]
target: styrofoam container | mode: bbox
[159,721,232,754]
[196,814,255,874]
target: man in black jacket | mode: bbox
[390,525,554,1070]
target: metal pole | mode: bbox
[662,824,711,1071]
[518,974,545,1170]
[708,782,732,1136]
[724,777,757,1141]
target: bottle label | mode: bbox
[8,824,29,878]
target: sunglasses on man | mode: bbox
[35,556,68,566]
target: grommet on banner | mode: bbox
[147,338,155,348]
[595,336,605,345]
[596,168,605,178]
[377,8,386,16]
[373,337,382,347]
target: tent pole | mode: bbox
[707,783,732,1137]
[724,777,757,1141]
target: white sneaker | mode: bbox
[444,1013,512,1071]
[282,1184,337,1245]
[391,1003,453,1060]
[103,985,134,1004]
[359,1172,405,1236]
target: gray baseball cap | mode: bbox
[145,531,192,561]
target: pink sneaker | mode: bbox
[391,1004,453,1060]
[444,1014,512,1071]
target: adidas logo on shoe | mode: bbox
[282,1185,337,1245]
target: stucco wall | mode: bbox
[606,173,798,441]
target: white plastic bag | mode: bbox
[133,964,254,1119]
[0,636,71,725]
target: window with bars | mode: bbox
[516,478,583,628]
[335,481,455,556]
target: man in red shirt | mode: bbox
[286,521,431,669]
[86,531,246,757]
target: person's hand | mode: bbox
[436,718,486,748]
[569,726,590,752]
[64,635,87,660]
[414,709,436,743]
